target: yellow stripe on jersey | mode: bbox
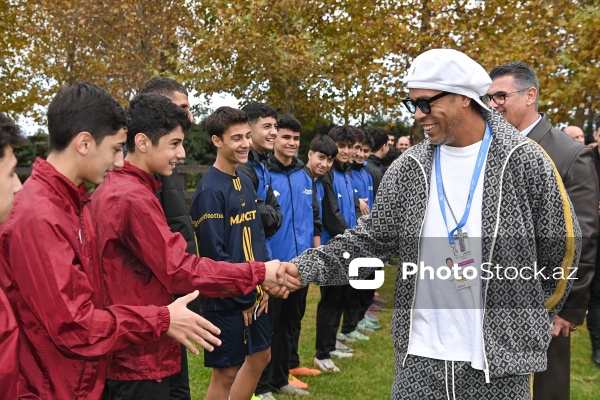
[233,177,242,191]
[242,226,255,261]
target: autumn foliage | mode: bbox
[1,0,598,130]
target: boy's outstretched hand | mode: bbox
[262,260,302,298]
[166,290,221,354]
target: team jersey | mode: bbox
[191,166,269,312]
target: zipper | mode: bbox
[286,170,300,256]
[480,141,528,383]
[402,155,429,367]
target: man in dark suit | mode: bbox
[488,61,599,400]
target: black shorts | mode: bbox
[203,308,271,368]
[103,376,171,400]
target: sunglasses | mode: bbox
[402,92,450,114]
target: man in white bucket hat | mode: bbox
[287,48,580,399]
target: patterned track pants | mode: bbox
[392,354,531,399]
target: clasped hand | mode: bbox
[261,260,302,299]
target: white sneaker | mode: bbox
[313,357,340,373]
[276,384,309,396]
[357,324,374,334]
[336,332,357,343]
[256,393,277,400]
[346,329,370,341]
[335,340,354,352]
[330,350,353,358]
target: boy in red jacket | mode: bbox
[90,94,294,398]
[0,113,25,400]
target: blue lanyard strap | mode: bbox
[435,123,492,245]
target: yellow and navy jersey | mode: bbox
[190,166,269,311]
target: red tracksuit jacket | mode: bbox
[0,278,19,400]
[89,161,266,380]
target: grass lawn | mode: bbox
[188,265,600,399]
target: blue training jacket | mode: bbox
[266,155,321,262]
[321,160,357,244]
[351,162,374,209]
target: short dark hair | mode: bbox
[241,102,278,124]
[141,77,188,97]
[0,114,25,158]
[309,135,338,158]
[489,61,540,110]
[328,125,357,146]
[277,114,302,133]
[47,82,128,152]
[357,128,374,150]
[126,93,191,153]
[367,128,389,152]
[595,117,600,132]
[206,107,249,139]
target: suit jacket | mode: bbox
[529,113,599,325]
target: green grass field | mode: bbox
[188,265,600,399]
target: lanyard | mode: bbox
[435,123,492,245]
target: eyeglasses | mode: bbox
[402,92,450,115]
[482,89,528,106]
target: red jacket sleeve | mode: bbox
[120,194,266,298]
[5,217,170,358]
[0,288,19,400]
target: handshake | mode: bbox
[261,260,302,299]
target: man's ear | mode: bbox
[135,133,151,153]
[461,95,472,108]
[73,132,93,156]
[525,87,538,107]
[211,135,222,148]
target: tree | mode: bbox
[1,0,189,122]
[1,0,597,132]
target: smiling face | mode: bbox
[335,142,352,164]
[487,75,537,131]
[249,116,277,153]
[214,122,252,169]
[396,136,410,153]
[408,89,463,146]
[0,145,23,223]
[274,128,300,165]
[352,142,369,164]
[83,128,127,184]
[143,127,186,176]
[307,150,334,178]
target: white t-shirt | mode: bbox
[407,141,487,371]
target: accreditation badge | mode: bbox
[449,230,477,290]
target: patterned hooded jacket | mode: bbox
[292,108,580,387]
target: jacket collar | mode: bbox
[350,162,364,171]
[249,147,269,164]
[367,154,382,166]
[332,159,351,173]
[526,113,552,143]
[31,158,91,215]
[267,153,305,172]
[115,161,162,193]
